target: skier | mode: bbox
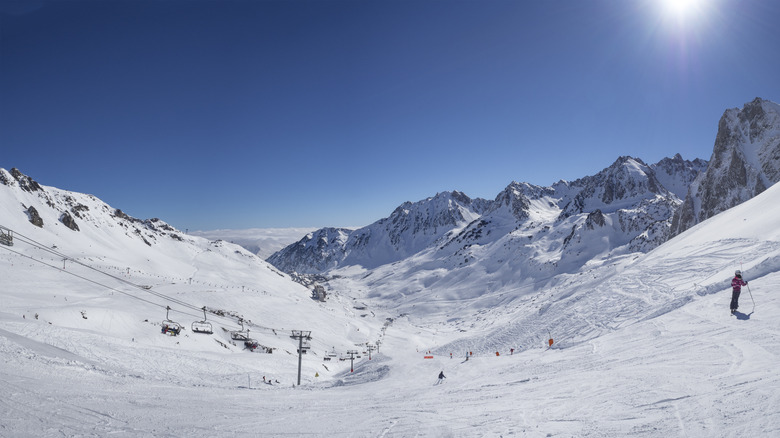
[731,270,748,314]
[438,371,446,382]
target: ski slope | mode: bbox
[2,182,780,436]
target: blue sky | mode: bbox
[2,0,778,231]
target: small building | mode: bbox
[311,285,327,302]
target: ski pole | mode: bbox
[746,282,756,311]
[741,262,756,312]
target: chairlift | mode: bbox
[161,306,182,336]
[297,339,311,354]
[324,347,338,361]
[230,319,250,341]
[191,306,213,334]
[0,227,12,247]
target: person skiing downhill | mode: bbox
[438,371,446,382]
[731,270,748,314]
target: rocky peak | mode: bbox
[650,154,708,199]
[8,168,43,192]
[491,182,553,221]
[559,156,669,220]
[671,97,780,236]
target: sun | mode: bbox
[660,0,707,21]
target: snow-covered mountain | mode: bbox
[0,167,380,369]
[270,98,780,283]
[269,155,705,277]
[267,191,493,273]
[671,97,780,235]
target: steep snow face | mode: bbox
[671,97,780,235]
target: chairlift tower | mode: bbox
[346,350,359,373]
[290,330,312,385]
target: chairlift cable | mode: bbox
[1,224,293,334]
[10,231,204,313]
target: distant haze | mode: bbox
[189,228,320,259]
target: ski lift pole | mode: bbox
[291,330,311,386]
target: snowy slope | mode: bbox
[0,168,388,389]
[3,164,780,436]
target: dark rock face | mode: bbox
[585,210,605,230]
[60,211,80,231]
[114,209,133,221]
[558,156,671,221]
[27,206,44,227]
[71,204,89,219]
[651,153,708,199]
[671,98,780,236]
[11,168,42,192]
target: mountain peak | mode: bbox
[671,97,780,236]
[1,167,43,192]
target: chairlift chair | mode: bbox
[230,319,250,341]
[297,339,311,354]
[191,306,213,334]
[324,347,338,361]
[0,227,12,247]
[161,306,182,336]
[244,339,259,351]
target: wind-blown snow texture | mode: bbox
[2,98,780,437]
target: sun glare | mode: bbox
[661,0,706,21]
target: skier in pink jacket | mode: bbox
[730,270,748,314]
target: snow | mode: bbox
[3,175,780,436]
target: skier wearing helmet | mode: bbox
[731,270,748,314]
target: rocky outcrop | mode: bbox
[27,206,44,227]
[60,211,80,231]
[11,168,43,192]
[671,98,780,235]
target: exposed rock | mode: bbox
[60,211,80,231]
[27,206,44,227]
[11,168,42,192]
[71,204,89,219]
[585,210,605,229]
[114,209,132,221]
[671,98,780,236]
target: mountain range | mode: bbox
[268,98,780,284]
